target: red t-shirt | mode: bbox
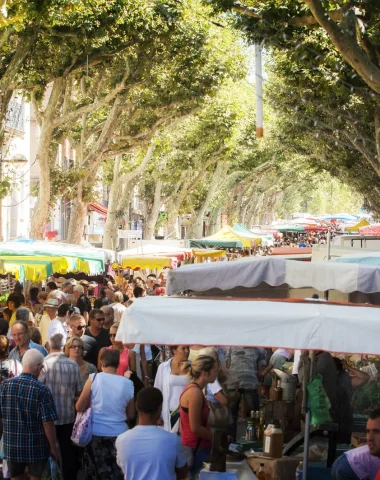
[180,383,211,449]
[375,468,380,480]
[106,346,129,376]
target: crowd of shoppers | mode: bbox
[0,273,374,480]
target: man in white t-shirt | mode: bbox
[46,303,70,351]
[116,387,188,480]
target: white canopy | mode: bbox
[116,297,380,355]
[119,244,193,257]
[167,256,380,295]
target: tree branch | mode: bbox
[231,2,351,26]
[303,0,380,94]
[54,61,131,127]
[31,91,43,126]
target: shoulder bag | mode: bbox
[71,373,97,447]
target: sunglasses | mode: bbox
[69,345,83,350]
[109,333,117,338]
[95,317,105,322]
[74,325,85,331]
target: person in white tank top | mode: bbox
[76,349,135,480]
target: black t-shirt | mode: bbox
[93,296,110,309]
[81,334,98,367]
[77,294,91,315]
[84,328,111,359]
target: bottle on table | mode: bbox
[245,419,256,440]
[296,461,303,479]
[257,463,266,480]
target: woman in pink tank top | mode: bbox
[180,355,218,480]
[98,322,136,377]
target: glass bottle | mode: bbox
[257,463,266,480]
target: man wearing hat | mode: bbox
[39,298,60,347]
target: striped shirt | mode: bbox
[226,347,267,390]
[39,352,82,425]
[0,373,58,463]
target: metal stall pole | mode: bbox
[302,350,315,480]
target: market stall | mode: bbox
[117,296,380,355]
[232,224,264,245]
[166,256,380,297]
[117,296,380,480]
[119,244,194,262]
[344,219,370,232]
[0,239,114,274]
[190,226,252,249]
[113,255,175,270]
[359,224,380,237]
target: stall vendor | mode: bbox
[332,409,380,480]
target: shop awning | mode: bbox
[116,296,380,355]
[88,203,108,216]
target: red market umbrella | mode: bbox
[359,224,380,237]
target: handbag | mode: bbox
[208,400,232,429]
[41,457,63,480]
[71,374,97,447]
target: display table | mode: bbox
[200,460,257,480]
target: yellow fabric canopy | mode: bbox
[345,219,370,232]
[113,256,173,270]
[1,262,48,282]
[0,255,91,281]
[193,249,226,258]
[205,226,256,247]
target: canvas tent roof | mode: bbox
[116,297,380,355]
[166,256,380,295]
[344,219,370,232]
[190,226,249,248]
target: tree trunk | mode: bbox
[103,155,122,250]
[66,182,87,244]
[144,178,163,240]
[209,205,221,234]
[193,162,225,239]
[30,78,65,239]
[102,145,155,249]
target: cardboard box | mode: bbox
[351,432,366,448]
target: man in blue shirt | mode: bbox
[116,387,188,480]
[9,321,48,362]
[0,348,58,478]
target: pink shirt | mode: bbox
[345,446,380,480]
[107,346,129,376]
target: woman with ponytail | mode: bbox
[180,355,218,479]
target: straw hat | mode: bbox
[45,298,59,309]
